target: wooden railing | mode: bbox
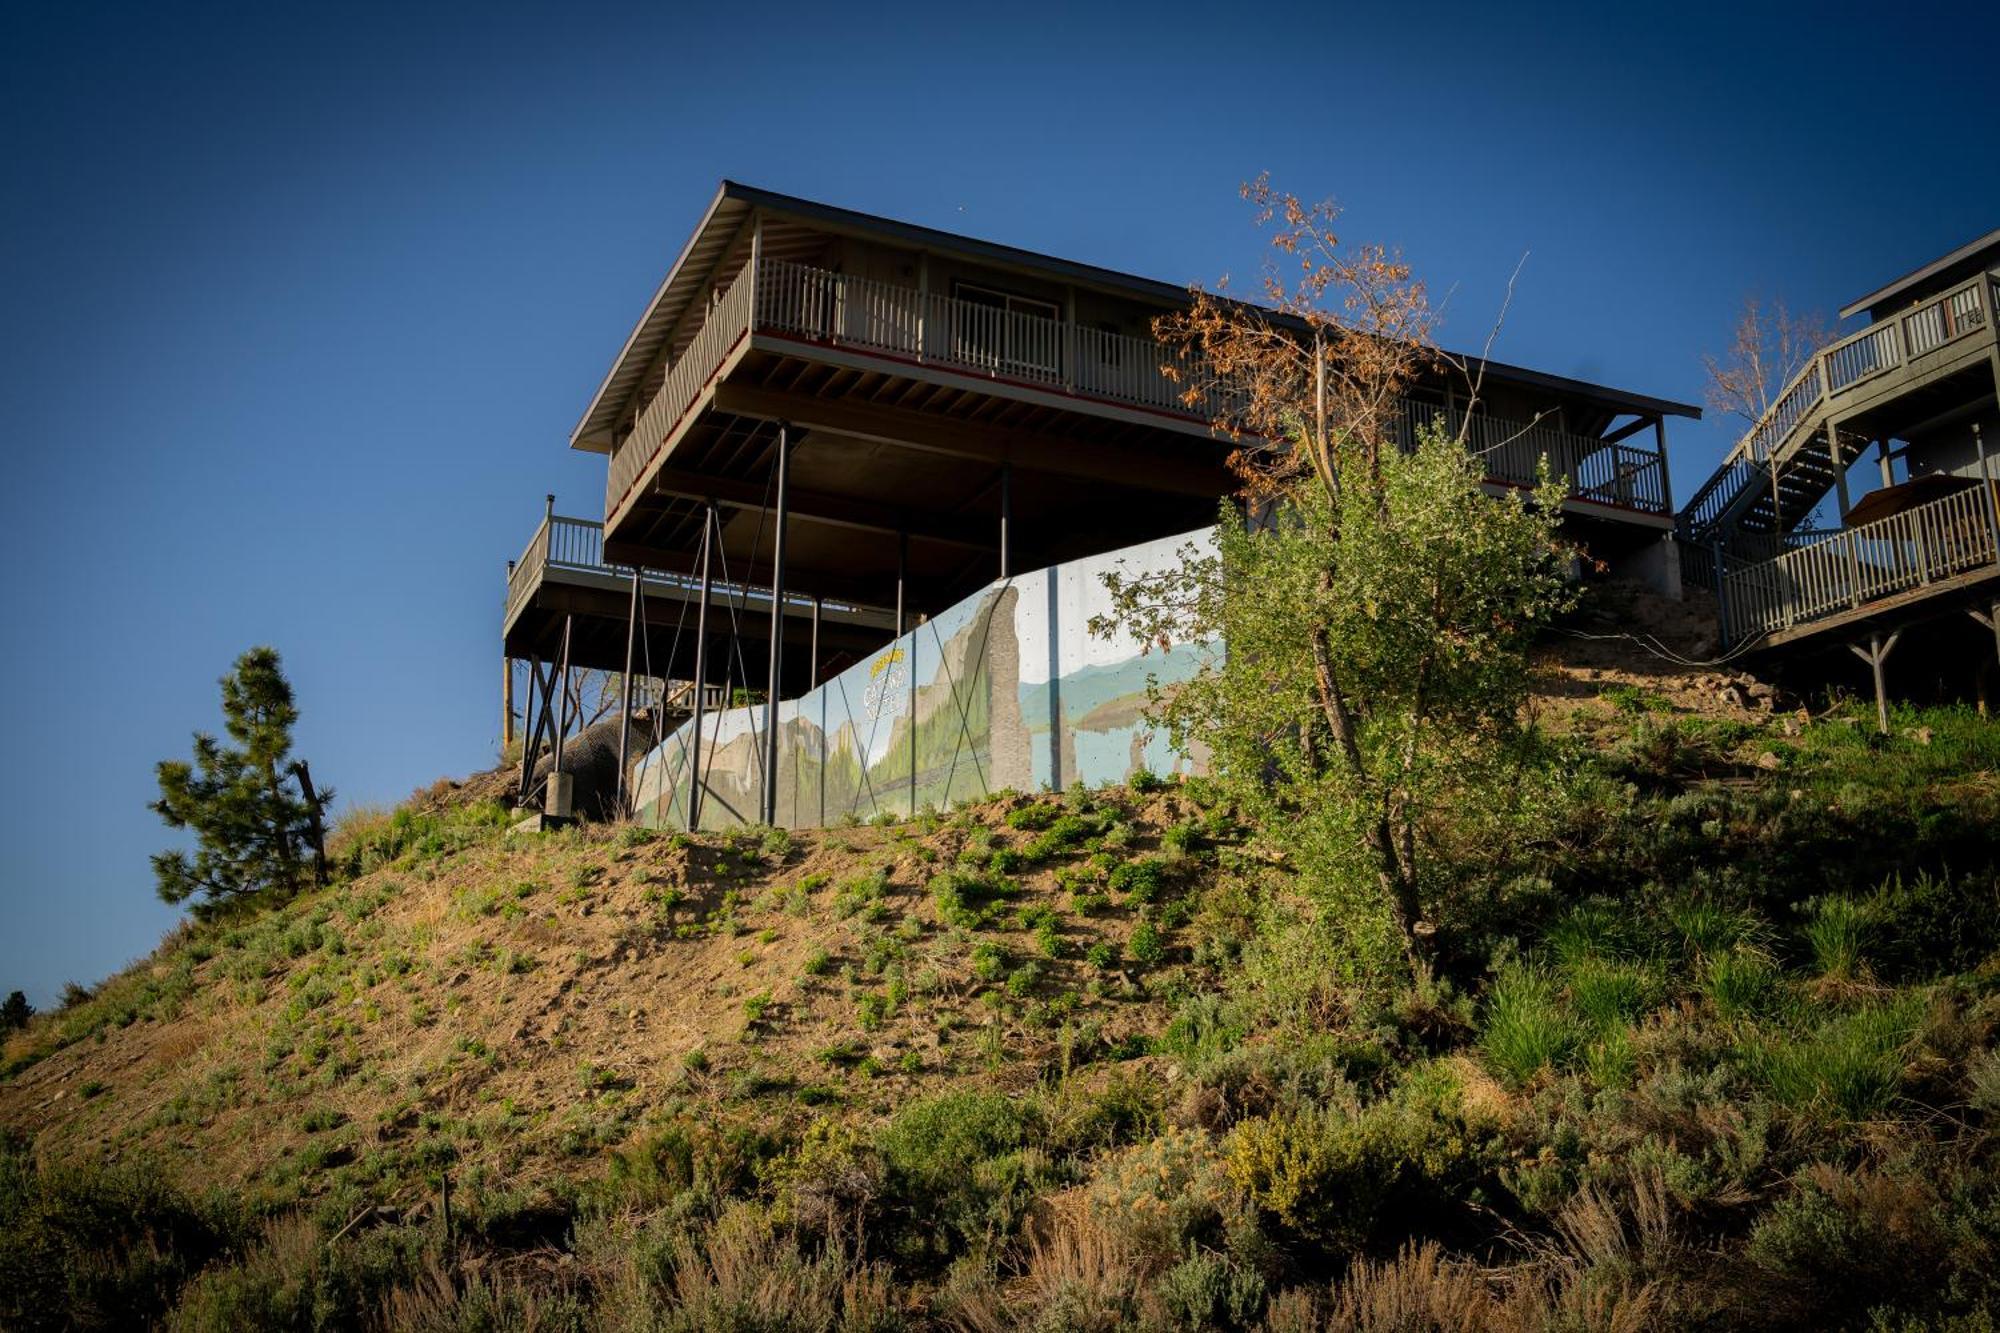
[506,514,623,626]
[752,258,1233,420]
[1719,483,2000,642]
[607,261,757,519]
[604,258,1236,523]
[601,257,1683,528]
[506,513,888,633]
[1682,272,1997,544]
[1398,401,1670,514]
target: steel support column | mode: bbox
[811,595,824,827]
[688,504,715,832]
[763,425,791,827]
[552,615,574,782]
[616,564,642,819]
[999,461,1013,579]
[516,656,541,801]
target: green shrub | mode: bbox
[1129,921,1165,966]
[1564,958,1658,1031]
[1034,917,1066,959]
[877,1093,1045,1259]
[1024,813,1096,862]
[1161,822,1204,858]
[1109,857,1168,903]
[1151,1250,1266,1331]
[0,1141,239,1331]
[1705,948,1780,1019]
[930,870,1001,930]
[1223,1090,1490,1252]
[833,868,890,920]
[1747,998,1919,1119]
[1004,802,1060,832]
[970,942,1008,983]
[1479,969,1582,1086]
[1803,895,1873,980]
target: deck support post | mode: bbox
[1878,437,1895,488]
[1849,629,1902,736]
[552,616,573,783]
[502,655,515,750]
[999,461,1013,580]
[516,657,541,802]
[763,425,791,828]
[1652,415,1674,513]
[898,532,915,818]
[688,504,715,832]
[616,564,642,820]
[811,595,824,827]
[1970,601,2000,717]
[1712,538,1731,644]
[1975,424,1999,568]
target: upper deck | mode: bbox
[569,183,1694,626]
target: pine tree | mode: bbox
[151,647,330,916]
[0,990,30,1033]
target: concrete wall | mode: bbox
[631,528,1217,831]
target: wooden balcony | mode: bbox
[602,255,1237,541]
[504,512,896,690]
[1719,481,2000,648]
[1396,402,1670,517]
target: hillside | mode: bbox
[8,619,2000,1332]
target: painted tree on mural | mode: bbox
[1100,178,1576,979]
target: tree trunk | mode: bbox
[1308,619,1430,975]
[292,760,330,888]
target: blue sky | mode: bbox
[2,0,1994,1006]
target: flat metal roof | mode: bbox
[571,181,1700,451]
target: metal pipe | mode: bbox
[552,615,573,781]
[811,595,824,827]
[616,564,641,819]
[688,504,714,832]
[999,461,1012,579]
[896,531,907,638]
[516,657,540,802]
[763,425,791,826]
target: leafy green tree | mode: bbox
[151,647,330,916]
[0,990,30,1033]
[1099,180,1576,980]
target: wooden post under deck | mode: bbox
[1849,629,1902,736]
[502,655,515,750]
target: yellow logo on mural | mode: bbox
[868,648,906,679]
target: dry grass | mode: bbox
[0,791,1209,1204]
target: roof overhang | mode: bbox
[1840,226,2000,321]
[572,180,1700,452]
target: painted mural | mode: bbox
[629,527,1218,831]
